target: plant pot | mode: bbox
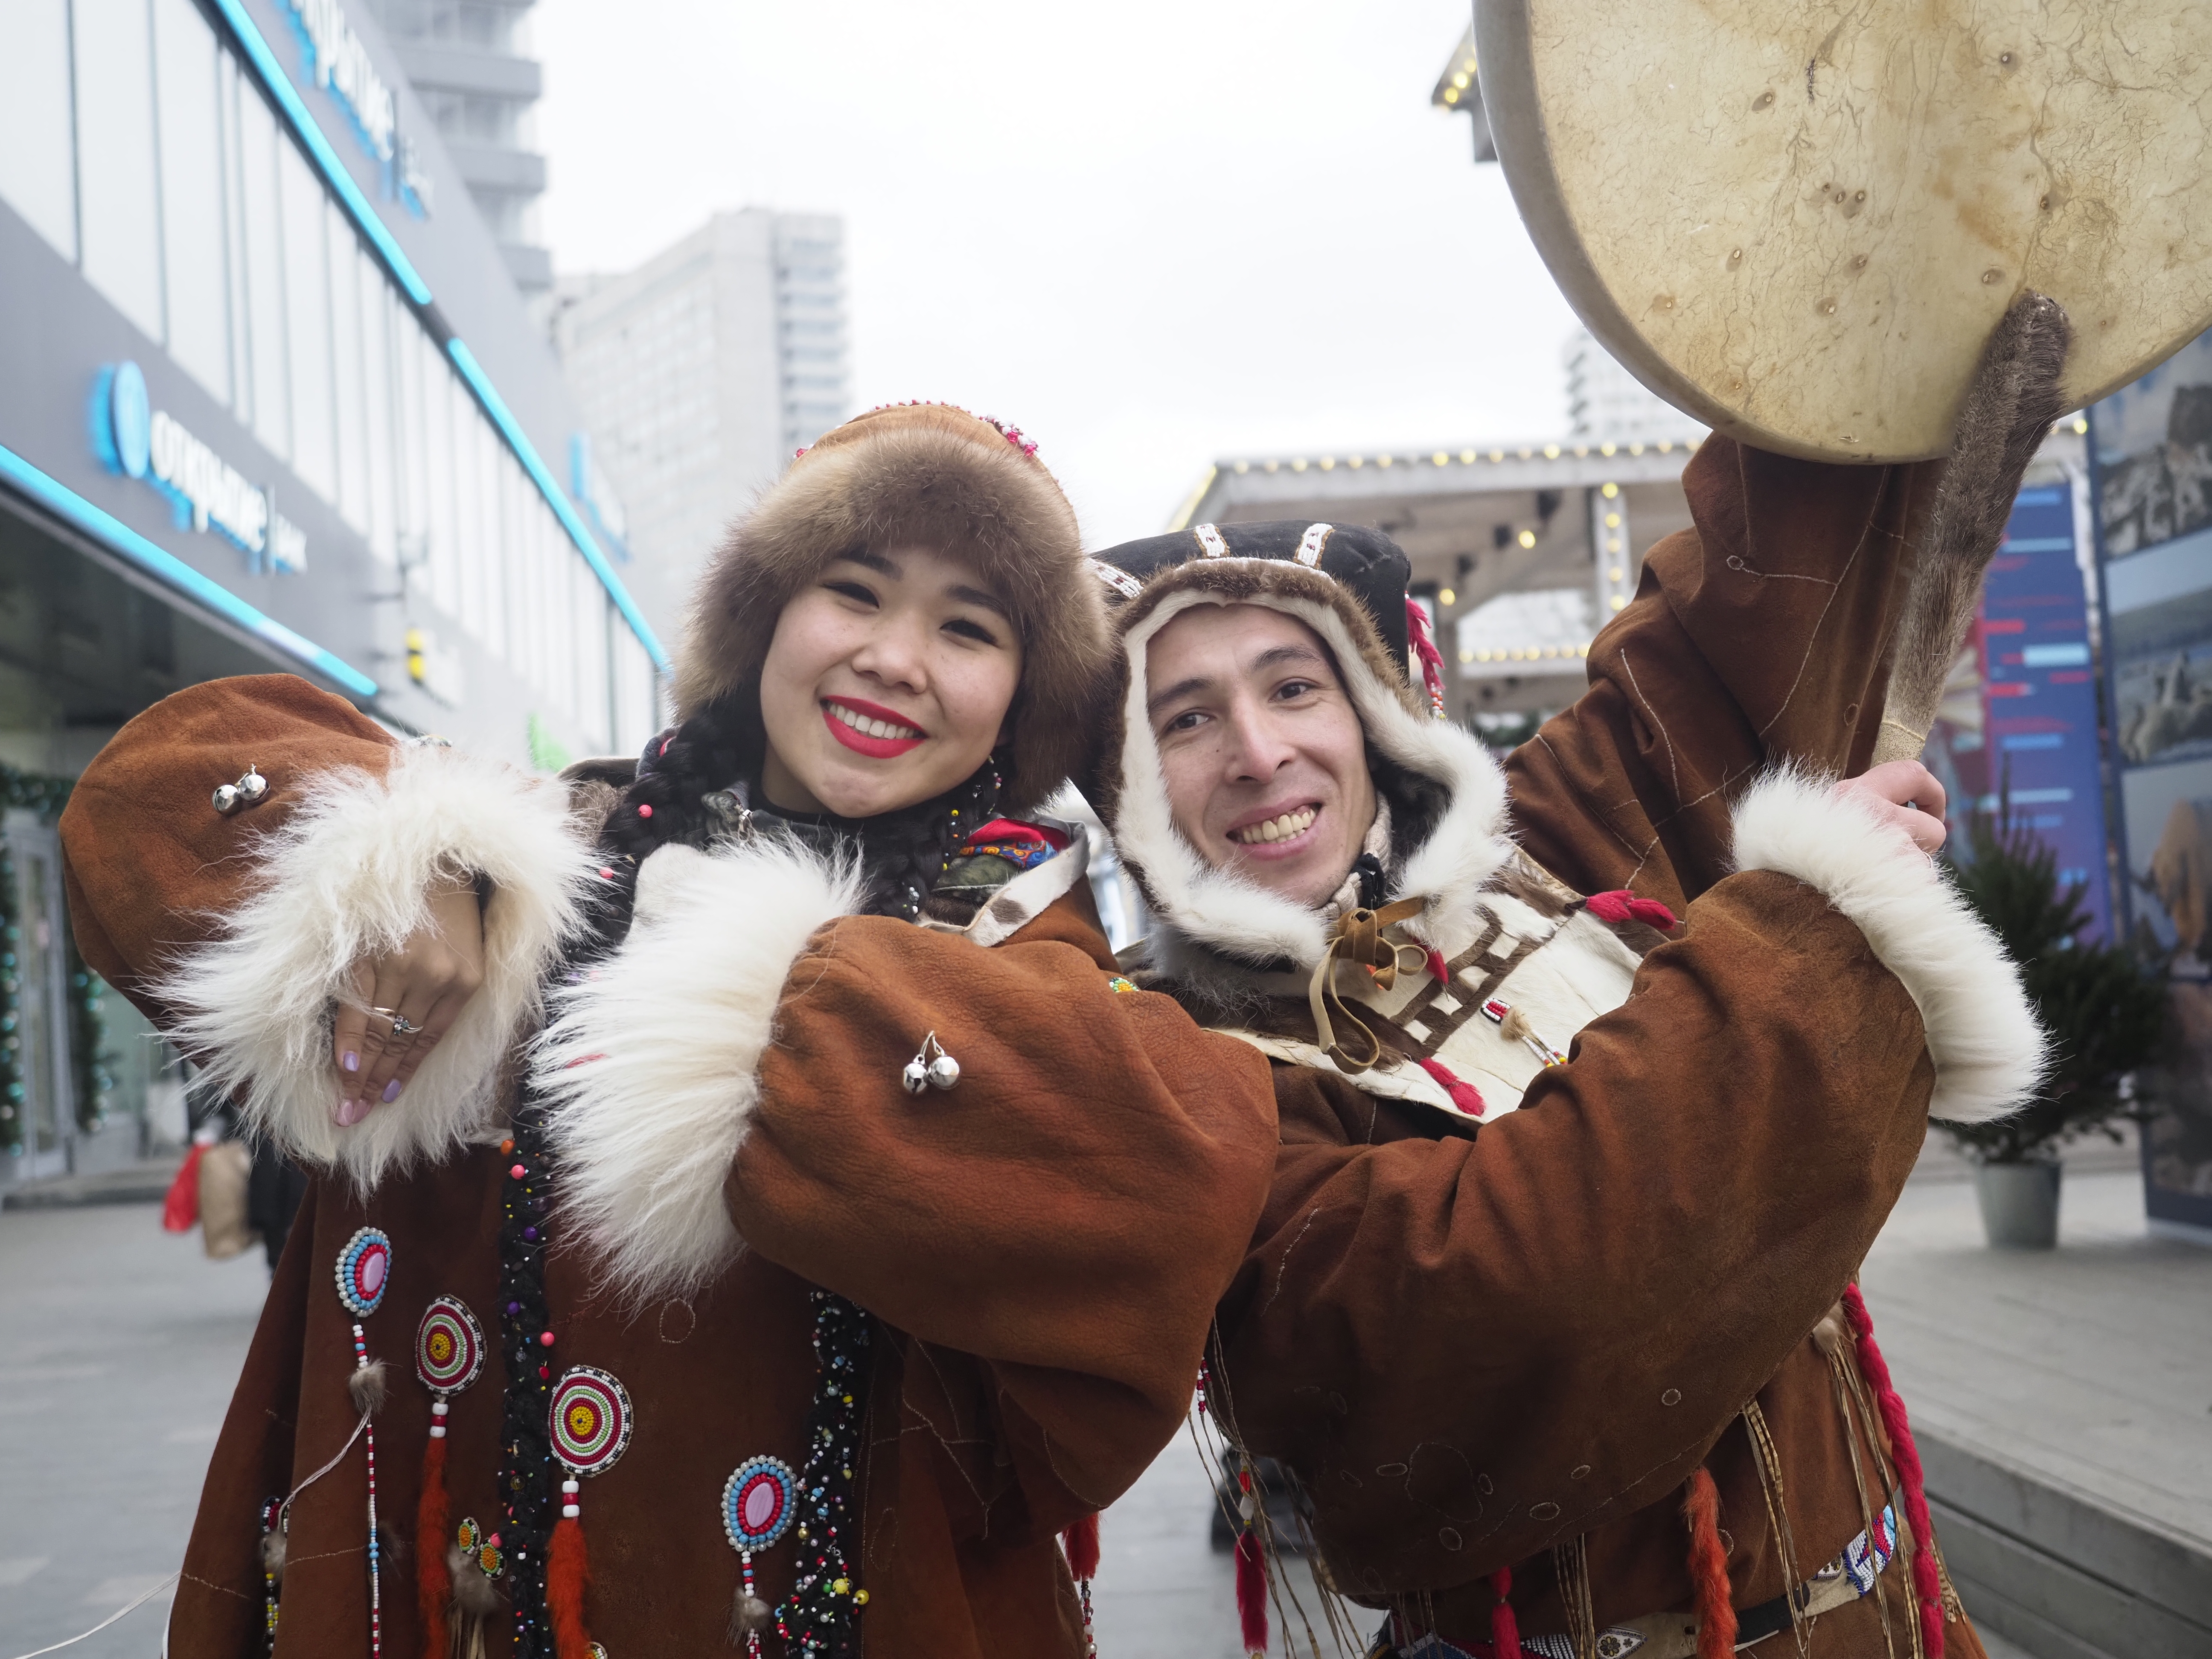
[1974,1158,2061,1249]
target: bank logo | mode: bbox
[93,361,307,573]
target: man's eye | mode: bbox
[825,580,877,606]
[1276,679,1318,701]
[1163,709,1206,734]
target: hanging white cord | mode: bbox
[4,1571,180,1658]
[278,1408,371,1529]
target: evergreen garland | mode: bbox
[0,761,119,1153]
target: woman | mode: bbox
[59,402,1278,1658]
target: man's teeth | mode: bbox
[830,704,920,740]
[1233,807,1317,845]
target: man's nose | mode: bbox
[1220,699,1294,783]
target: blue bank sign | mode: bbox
[92,361,306,572]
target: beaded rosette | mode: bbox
[549,1366,634,1476]
[335,1226,393,1317]
[415,1296,486,1394]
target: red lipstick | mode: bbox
[822,696,925,759]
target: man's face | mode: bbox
[1144,602,1378,909]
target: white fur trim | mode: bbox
[1731,766,2048,1123]
[154,743,591,1192]
[535,835,866,1303]
[1114,578,1515,968]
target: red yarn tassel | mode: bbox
[546,1515,592,1659]
[1842,1284,1945,1659]
[1061,1513,1101,1582]
[1416,1056,1488,1118]
[1682,1467,1736,1659]
[1405,597,1449,717]
[1234,1530,1268,1656]
[1489,1565,1522,1658]
[416,1432,451,1658]
[1585,890,1680,930]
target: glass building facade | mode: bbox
[0,0,661,1179]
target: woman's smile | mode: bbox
[822,695,927,758]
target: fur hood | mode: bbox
[1086,524,1515,991]
[673,402,1107,813]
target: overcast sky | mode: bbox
[532,1,1583,549]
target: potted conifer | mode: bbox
[1937,815,2166,1246]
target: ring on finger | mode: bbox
[388,1013,423,1036]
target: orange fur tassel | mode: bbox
[416,1432,451,1658]
[547,1515,592,1659]
[1682,1468,1737,1659]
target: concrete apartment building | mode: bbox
[553,210,850,647]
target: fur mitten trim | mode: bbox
[534,836,867,1304]
[153,744,591,1192]
[1731,765,2048,1123]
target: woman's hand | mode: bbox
[1835,759,1949,854]
[332,876,486,1125]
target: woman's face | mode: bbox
[758,545,1024,818]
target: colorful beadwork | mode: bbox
[335,1227,393,1317]
[722,1456,799,1551]
[548,1366,634,1476]
[415,1295,486,1394]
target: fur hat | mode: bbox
[1084,522,1512,972]
[672,402,1105,812]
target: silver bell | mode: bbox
[212,783,241,815]
[902,1030,959,1096]
[235,766,268,804]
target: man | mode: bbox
[1083,423,2046,1657]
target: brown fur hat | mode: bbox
[672,402,1105,812]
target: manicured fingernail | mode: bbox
[341,1051,361,1074]
[382,1079,403,1103]
[334,1096,363,1127]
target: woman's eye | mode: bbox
[824,580,877,606]
[944,617,1000,646]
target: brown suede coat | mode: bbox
[58,705,1278,1658]
[1215,439,1988,1656]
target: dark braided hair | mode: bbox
[495,690,1002,1656]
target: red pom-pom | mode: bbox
[547,1515,592,1659]
[1234,1531,1269,1657]
[417,1430,452,1655]
[1060,1513,1100,1581]
[1416,1057,1487,1118]
[637,803,652,818]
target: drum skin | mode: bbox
[1477,0,2212,462]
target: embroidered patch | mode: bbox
[1844,1504,1899,1594]
[1087,556,1141,600]
[549,1366,634,1476]
[335,1227,392,1317]
[414,1295,486,1394]
[1192,522,1230,558]
[1294,522,1334,567]
[722,1455,799,1551]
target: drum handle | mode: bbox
[1872,293,2072,768]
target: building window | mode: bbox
[234,76,290,459]
[278,145,335,501]
[73,0,167,343]
[152,0,230,405]
[0,0,81,262]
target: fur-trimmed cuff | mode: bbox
[154,743,591,1190]
[1731,766,2046,1123]
[535,837,867,1303]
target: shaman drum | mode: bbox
[1476,0,2212,462]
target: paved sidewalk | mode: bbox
[0,1202,268,1656]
